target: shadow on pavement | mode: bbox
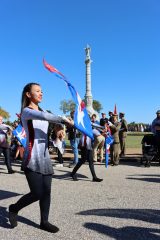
[77,208,160,240]
[126,176,160,183]
[83,223,160,240]
[119,157,141,166]
[77,208,160,224]
[128,174,160,177]
[0,190,21,201]
[0,206,39,229]
[52,169,89,181]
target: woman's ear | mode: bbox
[26,92,31,99]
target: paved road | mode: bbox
[0,153,160,240]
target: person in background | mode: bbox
[100,112,108,127]
[91,114,99,125]
[119,112,128,157]
[67,110,81,168]
[8,82,73,233]
[109,113,121,166]
[92,126,105,163]
[14,141,24,160]
[151,110,160,163]
[108,111,113,123]
[70,133,103,182]
[52,123,66,167]
[0,115,15,174]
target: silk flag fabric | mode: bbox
[12,124,26,147]
[43,59,94,140]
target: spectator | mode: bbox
[67,110,81,168]
[52,123,66,167]
[109,114,121,166]
[151,110,160,163]
[119,112,128,157]
[91,114,99,125]
[108,111,113,123]
[70,133,103,182]
[100,112,108,127]
[0,115,15,174]
[92,124,105,163]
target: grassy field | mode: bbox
[126,135,143,148]
[65,132,152,149]
[126,132,152,148]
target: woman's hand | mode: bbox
[62,116,74,126]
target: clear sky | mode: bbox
[0,0,160,124]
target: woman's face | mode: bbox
[27,84,43,104]
[0,116,3,124]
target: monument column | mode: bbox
[84,44,99,119]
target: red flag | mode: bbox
[114,104,117,114]
[16,113,21,119]
[43,58,94,140]
[43,58,66,79]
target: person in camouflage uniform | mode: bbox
[109,114,121,166]
[119,112,128,157]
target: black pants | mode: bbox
[155,133,160,161]
[72,147,97,179]
[0,147,13,172]
[57,148,63,164]
[10,169,52,224]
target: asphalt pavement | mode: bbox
[0,153,160,240]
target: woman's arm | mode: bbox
[22,107,73,125]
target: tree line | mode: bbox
[0,100,151,132]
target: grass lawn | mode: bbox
[65,132,152,149]
[126,132,153,148]
[126,135,143,148]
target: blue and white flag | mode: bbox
[43,59,94,140]
[12,124,26,147]
[105,133,114,168]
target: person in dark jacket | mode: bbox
[100,113,108,127]
[70,133,103,182]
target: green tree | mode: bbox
[60,99,103,114]
[59,99,76,114]
[4,120,12,126]
[0,107,10,119]
[92,100,103,113]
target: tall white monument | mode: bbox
[84,44,99,119]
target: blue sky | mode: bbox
[0,0,160,124]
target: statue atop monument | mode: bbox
[85,44,91,60]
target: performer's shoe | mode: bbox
[40,222,59,233]
[69,163,76,168]
[92,178,103,182]
[119,153,125,158]
[9,205,18,228]
[8,169,15,174]
[70,173,78,181]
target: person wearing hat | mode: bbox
[109,113,121,166]
[151,110,160,134]
[151,110,160,163]
[119,112,128,157]
[100,113,108,127]
[108,111,113,123]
